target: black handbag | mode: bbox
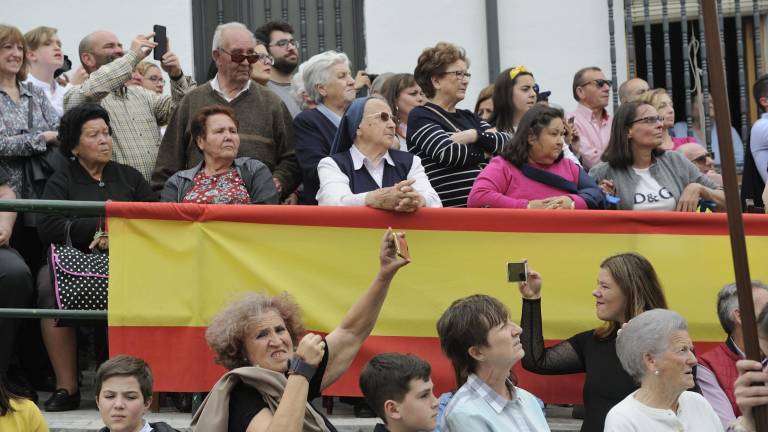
[48,222,109,311]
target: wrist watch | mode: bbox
[287,356,317,381]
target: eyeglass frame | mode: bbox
[691,152,714,164]
[440,70,472,80]
[145,76,166,84]
[363,111,396,123]
[269,38,299,49]
[629,115,664,125]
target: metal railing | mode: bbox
[609,0,768,156]
[0,199,107,320]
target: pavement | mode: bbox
[42,370,582,431]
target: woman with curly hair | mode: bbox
[407,42,510,207]
[192,229,410,432]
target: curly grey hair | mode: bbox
[205,292,305,370]
[616,308,688,382]
[302,50,351,104]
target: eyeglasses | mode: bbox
[220,49,272,64]
[269,38,298,49]
[442,70,472,80]
[365,111,395,123]
[146,76,166,84]
[630,115,664,125]
[580,79,613,88]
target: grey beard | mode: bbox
[273,58,298,75]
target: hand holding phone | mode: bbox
[392,231,410,260]
[507,261,528,283]
[153,25,167,61]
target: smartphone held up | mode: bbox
[153,25,167,60]
[507,261,528,284]
[391,231,410,261]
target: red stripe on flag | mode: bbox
[108,326,719,402]
[106,202,768,236]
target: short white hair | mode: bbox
[211,22,255,53]
[290,61,309,108]
[302,50,351,104]
[616,309,688,382]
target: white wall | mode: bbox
[498,0,628,114]
[364,0,490,110]
[3,0,195,95]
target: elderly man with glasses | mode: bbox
[570,66,613,170]
[152,22,300,202]
[678,143,723,186]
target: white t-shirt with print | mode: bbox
[632,167,676,211]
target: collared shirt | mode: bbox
[64,50,195,181]
[210,75,250,103]
[316,103,342,128]
[23,74,70,118]
[440,373,549,432]
[316,145,442,207]
[571,102,612,170]
[750,112,768,183]
[0,81,60,196]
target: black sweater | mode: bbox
[520,298,637,432]
[39,160,157,251]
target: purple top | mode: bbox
[468,156,589,209]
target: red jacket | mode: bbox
[698,342,741,417]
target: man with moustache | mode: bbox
[64,30,194,180]
[570,66,613,170]
[152,22,299,199]
[254,21,303,118]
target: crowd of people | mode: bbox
[2,16,768,432]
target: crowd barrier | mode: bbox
[105,202,768,403]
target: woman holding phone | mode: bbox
[519,253,668,432]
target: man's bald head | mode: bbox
[619,78,649,104]
[79,30,124,73]
[678,143,713,174]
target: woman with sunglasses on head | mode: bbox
[293,51,358,205]
[316,97,441,210]
[589,101,725,211]
[407,42,510,208]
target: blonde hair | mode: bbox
[24,26,57,52]
[134,61,160,77]
[638,88,671,111]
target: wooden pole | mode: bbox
[700,0,768,429]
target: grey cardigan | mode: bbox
[160,157,279,204]
[588,151,721,210]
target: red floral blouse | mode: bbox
[182,167,250,204]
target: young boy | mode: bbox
[95,355,178,432]
[359,353,438,432]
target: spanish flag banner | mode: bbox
[106,203,768,402]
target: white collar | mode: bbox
[24,73,62,93]
[350,144,394,170]
[210,74,250,101]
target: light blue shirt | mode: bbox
[672,121,745,167]
[440,374,550,432]
[750,113,768,183]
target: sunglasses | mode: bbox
[580,79,613,88]
[692,152,714,164]
[630,115,664,125]
[365,111,395,122]
[269,38,298,49]
[220,49,274,65]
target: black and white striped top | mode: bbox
[406,103,510,207]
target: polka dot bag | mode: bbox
[48,223,109,311]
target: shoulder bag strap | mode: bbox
[520,164,579,194]
[27,84,34,130]
[423,105,462,133]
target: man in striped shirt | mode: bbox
[64,30,195,181]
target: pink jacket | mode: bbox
[468,156,589,209]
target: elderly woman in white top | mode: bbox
[293,51,357,204]
[316,96,441,210]
[605,309,723,431]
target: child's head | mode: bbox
[95,355,154,432]
[360,353,437,431]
